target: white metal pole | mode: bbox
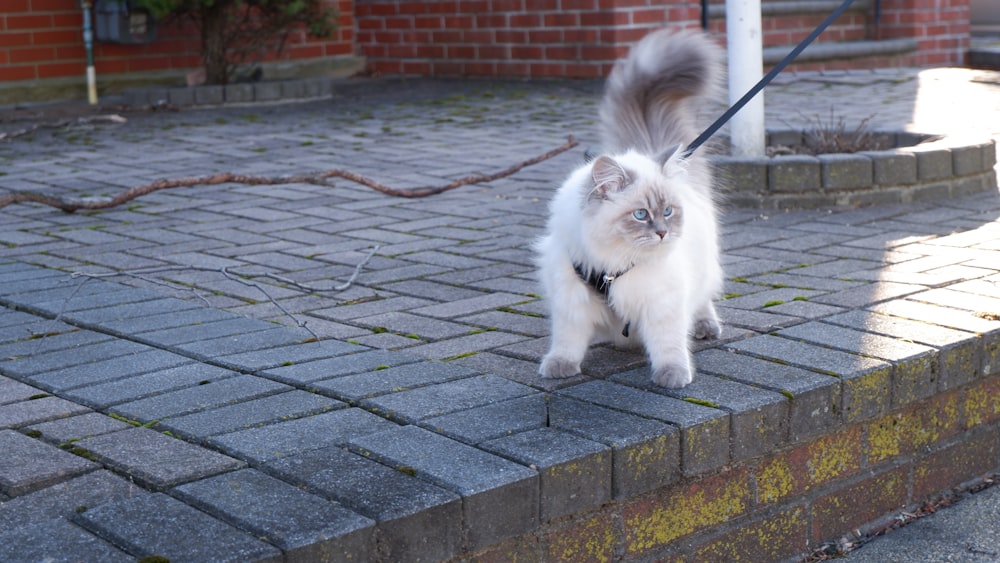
[725,0,765,157]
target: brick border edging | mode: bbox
[120,76,345,108]
[714,131,999,209]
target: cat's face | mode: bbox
[583,154,686,253]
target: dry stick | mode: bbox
[0,135,579,212]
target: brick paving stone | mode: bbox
[26,412,131,444]
[61,297,203,326]
[103,306,239,336]
[0,429,98,497]
[30,349,195,391]
[695,349,842,441]
[720,287,826,310]
[309,296,438,321]
[264,444,462,561]
[110,374,290,423]
[0,335,129,376]
[76,427,244,490]
[174,468,375,561]
[75,492,283,562]
[778,321,938,407]
[208,408,397,463]
[63,363,238,409]
[216,338,365,371]
[811,281,928,308]
[420,393,548,444]
[408,292,529,318]
[376,279,486,301]
[360,373,539,424]
[727,334,892,423]
[825,309,983,389]
[261,349,422,385]
[137,316,279,347]
[558,379,730,476]
[0,376,46,406]
[30,286,164,316]
[175,326,314,361]
[0,396,91,429]
[312,360,478,402]
[547,396,680,498]
[402,330,530,360]
[612,370,790,462]
[0,470,144,531]
[481,427,611,521]
[352,310,475,340]
[348,424,538,550]
[159,390,344,440]
[0,517,133,562]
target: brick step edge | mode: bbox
[712,132,998,209]
[763,38,919,65]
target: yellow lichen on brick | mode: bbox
[757,457,793,504]
[625,435,671,479]
[866,414,903,463]
[806,431,859,484]
[965,388,989,428]
[624,476,749,553]
[547,514,617,563]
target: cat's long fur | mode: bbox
[536,29,724,388]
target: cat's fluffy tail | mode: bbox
[599,28,724,156]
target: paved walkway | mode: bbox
[0,67,999,561]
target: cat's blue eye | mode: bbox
[632,209,649,221]
[663,206,674,218]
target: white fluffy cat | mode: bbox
[536,28,724,388]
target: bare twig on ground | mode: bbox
[0,135,579,212]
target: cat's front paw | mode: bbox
[651,363,693,388]
[540,356,581,379]
[692,317,722,340]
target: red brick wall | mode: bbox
[878,0,971,65]
[0,0,355,84]
[354,0,704,78]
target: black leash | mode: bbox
[683,0,860,158]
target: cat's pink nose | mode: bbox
[656,230,667,239]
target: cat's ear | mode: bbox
[591,155,630,196]
[655,144,683,168]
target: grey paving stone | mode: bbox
[862,149,917,186]
[0,336,137,378]
[0,396,91,429]
[0,376,47,406]
[820,153,873,190]
[262,349,422,385]
[64,363,238,409]
[352,311,474,340]
[558,379,729,476]
[103,306,239,336]
[0,517,132,563]
[727,334,892,423]
[912,146,953,180]
[62,296,203,326]
[137,316,278,347]
[811,281,928,308]
[174,468,374,561]
[263,445,462,562]
[403,330,530,360]
[547,396,680,498]
[30,349,194,392]
[30,286,163,315]
[408,292,528,318]
[612,370,790,462]
[360,374,538,424]
[217,339,366,371]
[176,326,314,361]
[481,427,611,521]
[75,427,244,490]
[420,393,548,444]
[26,412,132,444]
[825,309,983,390]
[0,470,144,532]
[75,492,283,562]
[0,429,98,497]
[159,390,344,440]
[695,348,842,441]
[110,374,290,423]
[348,424,538,550]
[778,321,938,407]
[312,361,477,402]
[208,408,397,463]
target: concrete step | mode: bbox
[969,36,1000,69]
[763,37,918,65]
